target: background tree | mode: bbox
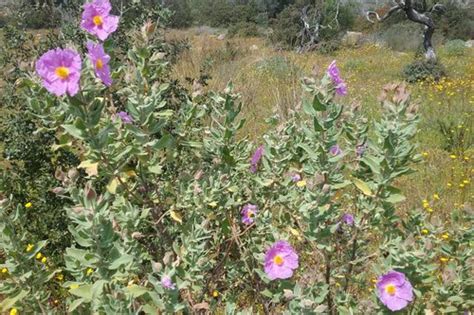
[367,0,446,61]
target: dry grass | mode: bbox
[168,28,474,213]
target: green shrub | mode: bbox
[444,39,467,56]
[228,22,260,38]
[164,0,193,28]
[439,2,474,40]
[403,59,447,83]
[270,1,356,50]
[270,5,301,49]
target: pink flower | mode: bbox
[87,41,112,86]
[241,204,258,225]
[161,275,176,290]
[81,0,119,41]
[377,271,414,311]
[35,48,82,97]
[290,173,301,182]
[342,213,354,226]
[250,145,264,173]
[117,111,133,124]
[329,144,342,156]
[327,60,347,96]
[264,241,299,280]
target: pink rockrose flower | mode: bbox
[329,144,342,156]
[327,60,348,96]
[86,41,112,86]
[377,270,414,311]
[161,275,176,290]
[117,111,133,124]
[264,240,299,280]
[35,48,82,97]
[342,213,354,226]
[241,204,258,225]
[250,145,264,173]
[81,0,119,41]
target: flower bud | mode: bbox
[51,187,66,195]
[131,232,144,240]
[322,184,331,194]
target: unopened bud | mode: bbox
[322,184,331,194]
[131,232,144,240]
[84,182,96,201]
[68,168,79,181]
[51,187,66,195]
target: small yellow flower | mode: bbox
[449,154,457,159]
[26,244,34,252]
[208,201,218,208]
[24,202,32,208]
[441,233,449,240]
[212,290,219,298]
[433,194,440,200]
[1,267,8,274]
[56,273,64,281]
[36,252,42,260]
[439,257,449,263]
[459,183,465,188]
[463,179,470,184]
[69,284,79,289]
[422,200,430,209]
[86,268,94,276]
[421,229,429,235]
[464,156,470,161]
[426,207,433,213]
[447,182,452,188]
[422,152,428,157]
[296,180,307,188]
[41,257,47,264]
[10,308,18,315]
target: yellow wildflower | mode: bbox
[212,290,219,298]
[56,273,64,281]
[426,207,433,213]
[421,229,429,235]
[439,257,449,263]
[26,244,34,252]
[86,268,94,276]
[449,154,457,159]
[36,252,42,260]
[41,257,47,264]
[1,267,8,274]
[447,182,452,188]
[296,180,307,188]
[422,152,428,158]
[10,308,18,315]
[208,201,218,208]
[69,284,79,290]
[459,183,465,188]
[24,202,32,208]
[463,179,470,184]
[433,194,440,200]
[441,233,449,240]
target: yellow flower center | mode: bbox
[55,67,70,80]
[385,284,396,296]
[96,58,104,70]
[93,15,103,26]
[247,211,254,218]
[273,255,284,266]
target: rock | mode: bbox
[341,31,364,47]
[217,34,226,40]
[465,40,474,48]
